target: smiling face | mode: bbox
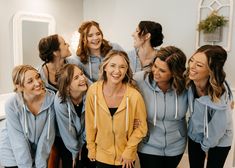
[21,70,45,97]
[87,25,103,54]
[104,55,128,85]
[188,52,210,83]
[57,36,72,58]
[69,66,87,93]
[132,26,146,48]
[152,58,172,85]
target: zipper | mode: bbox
[163,93,167,156]
[34,116,37,144]
[111,116,117,165]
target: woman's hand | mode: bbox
[120,157,134,168]
[90,158,96,162]
[72,159,76,168]
[133,119,141,129]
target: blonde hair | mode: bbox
[12,65,38,92]
[98,50,136,88]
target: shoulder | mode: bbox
[133,71,145,82]
[5,93,20,108]
[126,85,142,98]
[66,55,82,65]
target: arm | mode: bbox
[122,93,147,160]
[5,99,33,168]
[54,96,81,160]
[85,87,97,160]
[35,106,56,168]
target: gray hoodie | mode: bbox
[67,42,123,82]
[54,92,86,160]
[188,83,233,152]
[127,49,156,73]
[0,90,55,168]
[134,71,188,156]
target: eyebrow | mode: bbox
[191,57,206,65]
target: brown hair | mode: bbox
[138,21,164,47]
[56,64,86,103]
[76,21,112,63]
[38,34,60,63]
[149,46,186,94]
[185,45,227,102]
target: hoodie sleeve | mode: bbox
[5,98,33,168]
[122,91,148,160]
[85,86,97,159]
[54,95,81,160]
[35,105,56,168]
[201,107,230,152]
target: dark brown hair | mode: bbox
[149,46,186,94]
[38,34,60,63]
[138,21,164,47]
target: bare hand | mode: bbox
[90,157,96,162]
[133,119,141,129]
[72,159,76,168]
[120,157,134,168]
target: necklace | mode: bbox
[71,97,82,106]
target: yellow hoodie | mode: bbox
[85,81,147,165]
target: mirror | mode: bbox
[13,11,56,67]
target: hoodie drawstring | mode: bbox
[23,104,28,137]
[174,91,178,119]
[94,94,97,129]
[126,96,129,132]
[153,91,157,126]
[204,105,209,139]
[47,107,51,140]
[67,102,72,132]
[89,57,93,80]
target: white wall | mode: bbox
[83,0,235,90]
[0,0,84,94]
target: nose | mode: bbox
[190,62,196,69]
[114,67,121,73]
[80,75,86,82]
[152,67,159,75]
[34,79,41,86]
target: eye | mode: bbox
[120,65,126,69]
[26,79,33,84]
[196,63,203,67]
[88,34,93,38]
[36,73,41,79]
[110,64,116,67]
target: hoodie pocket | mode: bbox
[167,129,185,145]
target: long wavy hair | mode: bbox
[185,45,227,102]
[98,50,136,89]
[56,64,87,103]
[76,21,112,64]
[148,46,186,95]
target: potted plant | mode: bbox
[197,10,228,42]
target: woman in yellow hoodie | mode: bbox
[85,50,147,168]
